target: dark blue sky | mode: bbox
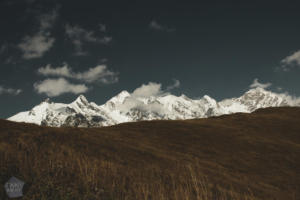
[1,0,300,118]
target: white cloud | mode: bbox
[149,20,175,32]
[37,63,118,84]
[276,87,283,92]
[280,50,300,71]
[34,78,88,97]
[132,82,163,98]
[275,92,300,106]
[118,96,165,114]
[18,9,58,59]
[77,65,118,84]
[65,24,112,55]
[39,8,59,31]
[118,80,180,114]
[38,63,70,77]
[18,33,55,59]
[99,58,108,63]
[0,44,7,54]
[249,78,272,89]
[100,36,112,43]
[132,80,181,98]
[0,86,22,95]
[149,20,164,30]
[99,23,106,32]
[166,79,180,91]
[65,24,98,42]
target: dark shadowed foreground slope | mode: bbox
[0,107,300,199]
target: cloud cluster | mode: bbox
[18,8,59,59]
[34,78,88,97]
[278,92,300,106]
[118,96,166,114]
[65,24,111,55]
[35,63,118,97]
[0,86,22,95]
[249,78,272,89]
[131,79,180,98]
[38,63,118,84]
[117,80,181,114]
[98,23,107,32]
[39,9,59,30]
[131,82,163,98]
[149,20,175,32]
[18,33,55,59]
[166,79,180,91]
[280,50,300,71]
[0,45,7,54]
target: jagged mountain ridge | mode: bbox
[7,87,300,127]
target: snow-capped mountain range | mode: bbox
[8,87,300,127]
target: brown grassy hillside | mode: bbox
[0,107,300,200]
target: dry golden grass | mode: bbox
[0,107,300,199]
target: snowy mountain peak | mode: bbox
[107,90,131,104]
[73,95,89,105]
[242,87,284,102]
[118,90,130,96]
[116,90,130,99]
[179,94,191,100]
[43,98,51,103]
[8,88,300,127]
[202,95,217,105]
[245,87,270,95]
[36,98,51,106]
